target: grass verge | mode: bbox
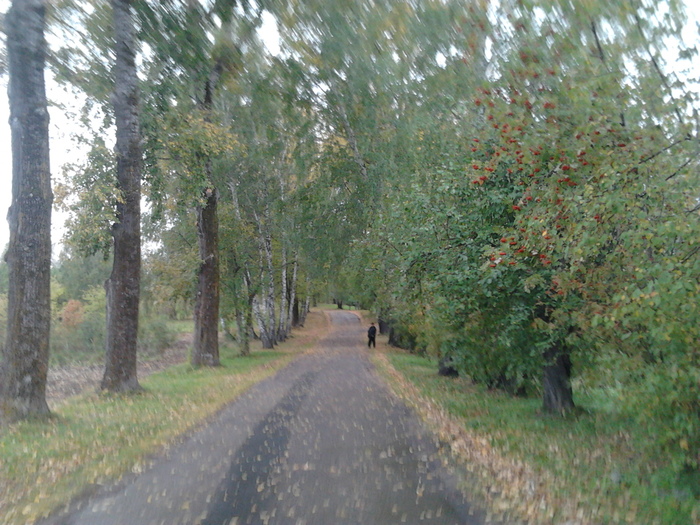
[371,347,700,525]
[0,309,329,525]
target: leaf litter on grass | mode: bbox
[377,349,700,524]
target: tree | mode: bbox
[349,0,699,456]
[137,0,257,366]
[100,0,143,392]
[0,0,53,421]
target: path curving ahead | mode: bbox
[45,311,485,525]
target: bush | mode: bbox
[138,316,178,356]
[51,289,106,365]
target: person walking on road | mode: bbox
[367,322,377,348]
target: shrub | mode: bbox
[138,316,178,356]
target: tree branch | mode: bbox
[665,157,693,181]
[634,14,686,128]
[591,20,625,128]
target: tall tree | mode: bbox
[101,0,142,392]
[192,45,222,367]
[0,0,53,421]
[137,0,257,366]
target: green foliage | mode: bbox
[155,108,240,206]
[137,316,179,356]
[54,139,118,257]
[340,0,700,472]
[52,251,112,303]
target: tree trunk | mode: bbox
[0,0,52,421]
[286,255,298,331]
[245,287,256,343]
[235,269,255,357]
[542,341,575,415]
[192,187,221,366]
[190,49,223,366]
[235,308,249,357]
[292,296,300,327]
[277,245,288,342]
[263,230,277,345]
[300,278,311,326]
[253,294,274,349]
[101,0,142,393]
[251,239,274,349]
[253,205,277,348]
[378,318,389,335]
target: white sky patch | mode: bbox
[436,51,447,67]
[259,9,281,56]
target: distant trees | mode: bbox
[0,0,53,421]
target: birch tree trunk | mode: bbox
[252,205,276,349]
[300,276,312,327]
[234,268,256,357]
[228,181,258,355]
[252,293,274,349]
[235,309,249,356]
[1,0,53,421]
[101,0,142,392]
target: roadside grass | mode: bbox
[372,347,699,525]
[0,309,329,525]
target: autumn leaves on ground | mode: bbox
[0,312,328,525]
[0,309,696,524]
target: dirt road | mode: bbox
[44,311,485,525]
